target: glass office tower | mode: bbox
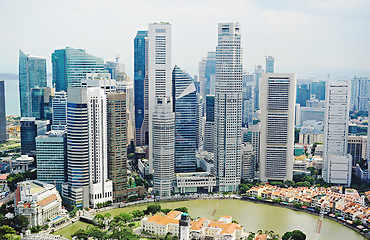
[19,50,47,117]
[172,65,199,173]
[134,30,148,146]
[52,47,106,92]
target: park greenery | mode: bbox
[282,230,306,240]
[71,203,186,240]
[6,170,37,191]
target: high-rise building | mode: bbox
[204,95,215,153]
[86,87,112,208]
[260,73,296,182]
[172,65,199,173]
[134,30,149,147]
[242,73,254,127]
[254,65,263,109]
[310,81,326,101]
[199,52,216,98]
[0,81,6,142]
[148,22,172,174]
[347,135,367,166]
[19,50,47,117]
[20,117,49,157]
[51,91,67,130]
[104,60,125,80]
[241,143,255,180]
[323,80,352,186]
[116,77,135,148]
[350,76,370,112]
[107,92,127,202]
[36,130,66,193]
[215,22,243,192]
[152,97,175,196]
[265,56,275,73]
[31,87,55,120]
[62,88,89,209]
[52,47,106,92]
[242,124,260,170]
[296,84,310,107]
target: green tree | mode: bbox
[0,225,16,235]
[93,214,105,228]
[146,204,161,215]
[71,229,89,240]
[161,208,172,215]
[284,180,295,187]
[174,207,188,213]
[12,215,29,233]
[113,213,132,223]
[282,230,306,240]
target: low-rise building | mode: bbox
[14,180,63,227]
[141,211,245,240]
[174,172,216,194]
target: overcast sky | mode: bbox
[0,0,369,79]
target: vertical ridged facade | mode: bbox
[215,22,243,192]
[107,92,127,202]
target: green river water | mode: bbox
[56,199,367,240]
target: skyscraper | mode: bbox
[86,87,112,208]
[323,80,352,186]
[107,92,127,202]
[134,30,149,146]
[254,65,263,109]
[265,56,275,73]
[260,73,296,182]
[148,22,172,174]
[215,22,243,192]
[310,80,326,101]
[36,130,66,193]
[52,47,106,92]
[19,50,47,117]
[350,76,370,112]
[20,117,49,157]
[0,81,6,142]
[152,97,175,196]
[241,143,255,180]
[104,60,125,80]
[204,95,215,153]
[172,65,199,173]
[51,91,67,130]
[62,88,89,208]
[199,52,216,97]
[242,73,254,127]
[296,84,310,107]
[31,87,55,120]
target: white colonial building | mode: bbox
[14,180,63,227]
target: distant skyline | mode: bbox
[1,0,370,79]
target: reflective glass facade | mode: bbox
[52,47,106,92]
[134,31,148,146]
[172,65,199,173]
[19,50,47,117]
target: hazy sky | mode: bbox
[1,0,370,79]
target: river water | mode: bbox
[102,199,366,240]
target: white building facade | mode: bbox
[214,22,243,192]
[86,87,113,207]
[152,97,175,197]
[148,22,172,174]
[260,73,296,182]
[323,80,352,186]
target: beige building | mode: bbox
[141,211,245,240]
[14,180,63,227]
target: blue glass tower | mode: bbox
[52,47,106,92]
[134,31,148,146]
[172,65,199,173]
[19,50,47,117]
[204,52,216,95]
